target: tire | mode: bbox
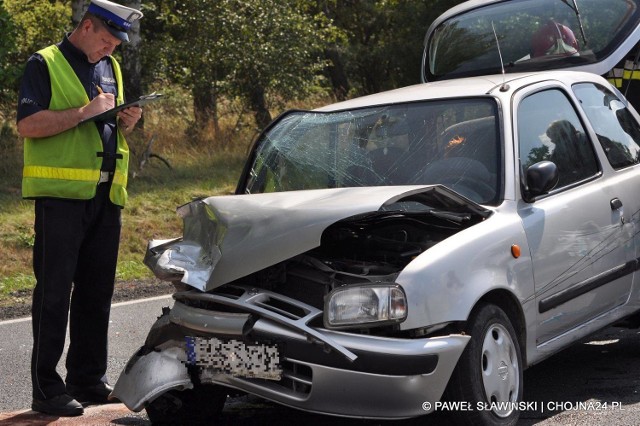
[145,384,227,425]
[443,303,523,426]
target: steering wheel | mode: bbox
[417,157,496,203]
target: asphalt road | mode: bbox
[1,296,639,425]
[0,295,174,413]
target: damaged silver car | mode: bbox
[114,0,640,425]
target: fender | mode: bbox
[112,346,192,412]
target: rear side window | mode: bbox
[573,83,640,169]
[518,89,599,188]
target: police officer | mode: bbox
[16,0,143,417]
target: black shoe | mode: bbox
[32,393,84,416]
[67,382,118,404]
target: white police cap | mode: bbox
[87,0,143,43]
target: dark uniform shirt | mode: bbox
[17,33,119,172]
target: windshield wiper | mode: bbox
[428,209,471,223]
[361,208,471,224]
[561,0,588,47]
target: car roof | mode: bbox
[315,70,600,112]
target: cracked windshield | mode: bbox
[245,98,501,205]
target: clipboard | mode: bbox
[79,92,164,124]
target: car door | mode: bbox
[514,84,635,345]
[573,80,640,288]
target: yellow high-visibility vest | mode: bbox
[22,45,129,207]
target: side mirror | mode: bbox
[524,161,558,202]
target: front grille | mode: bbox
[253,296,308,320]
[246,358,313,396]
[173,285,358,364]
[177,286,319,320]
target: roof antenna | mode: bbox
[491,21,509,92]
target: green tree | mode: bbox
[321,0,463,96]
[5,0,71,60]
[144,0,330,138]
[223,0,330,129]
[0,1,21,104]
[1,0,468,124]
[1,0,70,108]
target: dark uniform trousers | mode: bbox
[31,181,121,400]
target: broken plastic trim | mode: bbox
[172,285,358,362]
[173,286,358,362]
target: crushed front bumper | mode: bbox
[113,287,470,419]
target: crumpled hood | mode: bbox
[145,185,490,291]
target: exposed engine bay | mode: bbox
[230,211,466,310]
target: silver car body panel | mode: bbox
[115,334,469,418]
[112,346,192,412]
[145,185,489,292]
[114,294,471,417]
[208,348,467,419]
[397,201,534,329]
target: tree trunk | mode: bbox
[120,0,143,127]
[249,85,272,131]
[192,82,219,137]
[71,0,85,27]
[324,47,350,101]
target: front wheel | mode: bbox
[145,384,227,425]
[443,303,523,426]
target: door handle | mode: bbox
[610,198,623,210]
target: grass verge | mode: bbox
[0,93,250,305]
[0,148,247,305]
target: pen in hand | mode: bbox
[95,84,104,94]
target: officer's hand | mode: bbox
[83,93,115,119]
[117,106,142,132]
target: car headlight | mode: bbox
[324,285,407,329]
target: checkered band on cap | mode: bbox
[87,0,143,42]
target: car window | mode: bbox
[244,99,503,205]
[518,89,599,188]
[425,0,640,81]
[573,83,640,169]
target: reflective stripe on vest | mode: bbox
[23,166,100,182]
